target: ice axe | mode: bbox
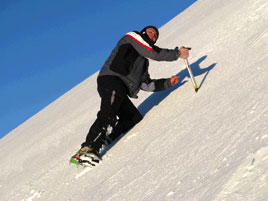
[183,47,199,93]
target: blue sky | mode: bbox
[0,0,196,138]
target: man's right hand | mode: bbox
[170,75,179,86]
[179,47,189,59]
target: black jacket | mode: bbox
[98,31,179,98]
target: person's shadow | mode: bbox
[138,55,217,115]
[100,55,216,157]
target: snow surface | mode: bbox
[0,0,267,200]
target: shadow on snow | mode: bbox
[138,55,217,115]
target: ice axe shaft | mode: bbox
[183,51,199,92]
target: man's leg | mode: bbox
[108,96,143,141]
[82,87,125,152]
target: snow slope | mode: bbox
[0,0,267,200]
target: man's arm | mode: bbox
[140,74,179,92]
[124,32,179,61]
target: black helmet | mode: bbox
[140,25,159,45]
[141,25,159,39]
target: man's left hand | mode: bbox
[170,75,179,86]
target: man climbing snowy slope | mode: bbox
[71,25,189,166]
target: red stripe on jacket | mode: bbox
[125,34,155,52]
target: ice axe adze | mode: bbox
[183,47,199,93]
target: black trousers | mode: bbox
[82,76,143,150]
